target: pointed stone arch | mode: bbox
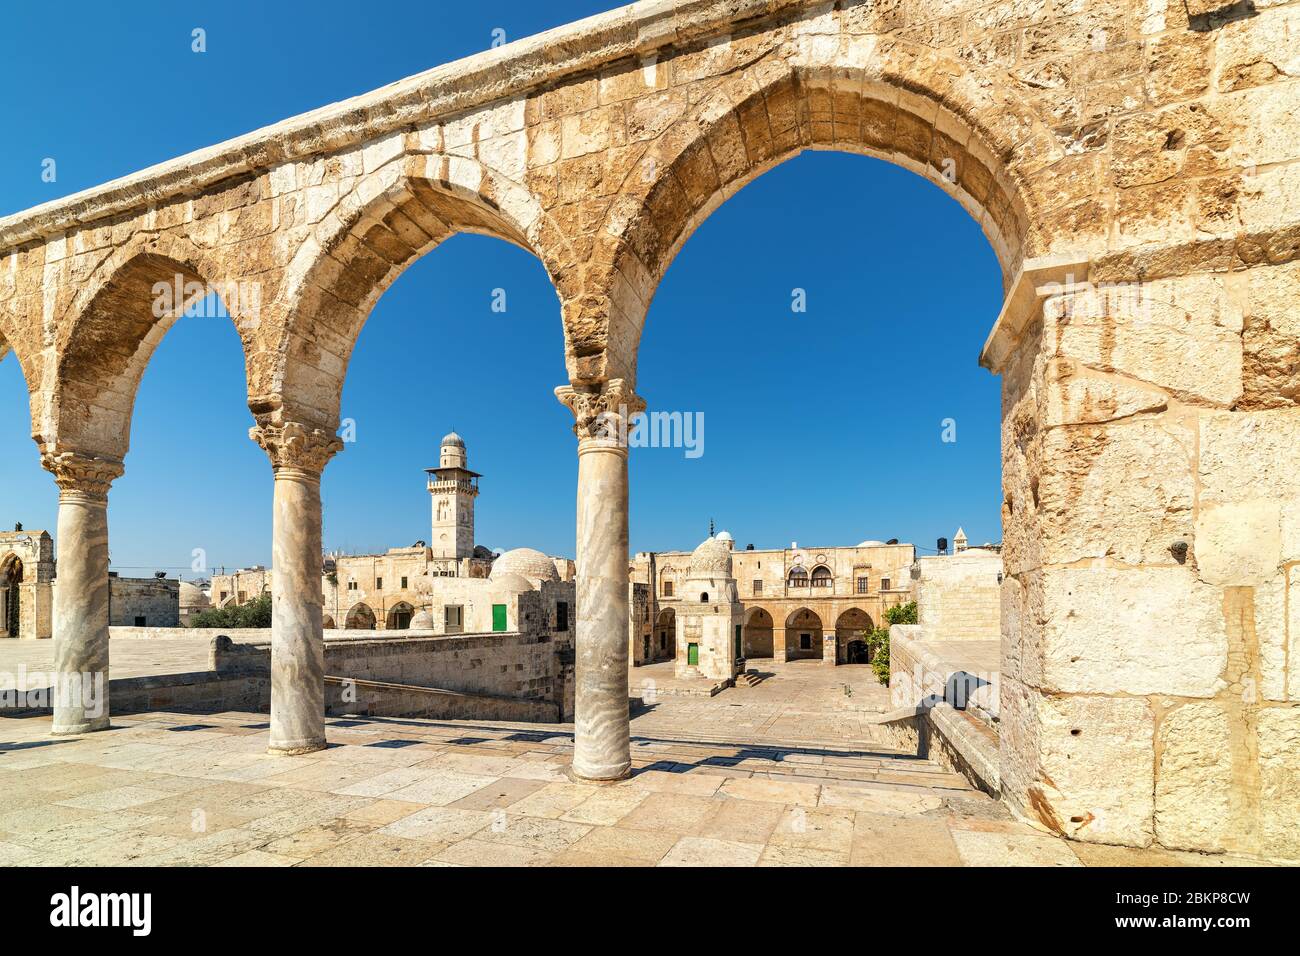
[253,151,577,433]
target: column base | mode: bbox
[51,718,110,736]
[566,763,632,785]
[268,738,328,756]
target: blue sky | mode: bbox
[0,1,1003,577]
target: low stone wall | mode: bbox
[4,630,571,723]
[880,626,1002,795]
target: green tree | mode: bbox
[867,601,916,684]
[189,593,273,629]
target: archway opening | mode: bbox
[742,606,774,659]
[835,607,875,665]
[0,554,23,638]
[784,607,824,662]
[345,603,376,630]
[654,607,676,661]
[386,602,414,631]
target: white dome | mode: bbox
[689,537,732,576]
[490,548,560,585]
[490,572,534,593]
[716,530,733,542]
[179,582,209,608]
[410,608,436,629]
[441,431,465,447]
[856,539,887,547]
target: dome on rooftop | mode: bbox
[179,581,209,609]
[856,539,887,547]
[689,536,732,576]
[441,431,465,448]
[490,548,559,586]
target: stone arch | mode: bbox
[784,606,823,661]
[257,152,575,432]
[46,240,247,459]
[658,565,677,598]
[0,552,23,638]
[587,45,1062,384]
[345,602,376,630]
[835,607,874,665]
[654,606,675,658]
[322,614,336,630]
[742,605,774,659]
[810,564,833,589]
[386,601,414,630]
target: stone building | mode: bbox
[107,574,180,628]
[0,527,54,639]
[632,532,915,670]
[210,432,575,639]
[911,535,1003,643]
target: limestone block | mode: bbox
[1043,361,1168,426]
[1155,701,1231,852]
[1216,5,1300,92]
[1241,260,1300,407]
[1045,275,1242,407]
[1037,416,1193,566]
[1040,566,1226,697]
[1258,706,1300,859]
[1021,692,1156,846]
[1195,500,1281,586]
[1200,408,1300,504]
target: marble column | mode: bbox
[556,379,643,782]
[42,451,123,735]
[251,421,342,755]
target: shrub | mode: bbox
[189,593,273,629]
[867,602,917,684]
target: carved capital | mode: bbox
[555,378,645,444]
[40,451,124,499]
[250,421,343,474]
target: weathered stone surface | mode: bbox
[1040,567,1226,697]
[1258,707,1300,859]
[1155,702,1232,852]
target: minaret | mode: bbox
[425,431,480,559]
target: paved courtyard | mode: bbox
[0,658,1256,866]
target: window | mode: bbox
[347,580,357,591]
[811,566,832,588]
[219,591,228,602]
[788,567,808,588]
[881,578,891,591]
[238,591,247,603]
[375,577,383,590]
[492,604,508,632]
[555,601,568,631]
[134,616,146,627]
[400,576,408,589]
[800,633,812,650]
[856,577,869,594]
[698,592,709,603]
[753,579,763,595]
[663,581,674,597]
[444,605,464,634]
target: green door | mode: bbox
[492,604,507,632]
[687,643,699,666]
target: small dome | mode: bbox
[410,608,436,629]
[716,530,733,542]
[856,539,887,547]
[689,537,732,575]
[490,572,534,593]
[490,547,560,585]
[441,431,465,448]
[179,582,209,608]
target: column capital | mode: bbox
[39,450,124,499]
[554,378,646,445]
[249,420,342,474]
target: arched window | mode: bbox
[811,565,832,588]
[788,566,808,588]
[700,592,709,603]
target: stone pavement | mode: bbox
[0,660,1252,866]
[0,636,218,689]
